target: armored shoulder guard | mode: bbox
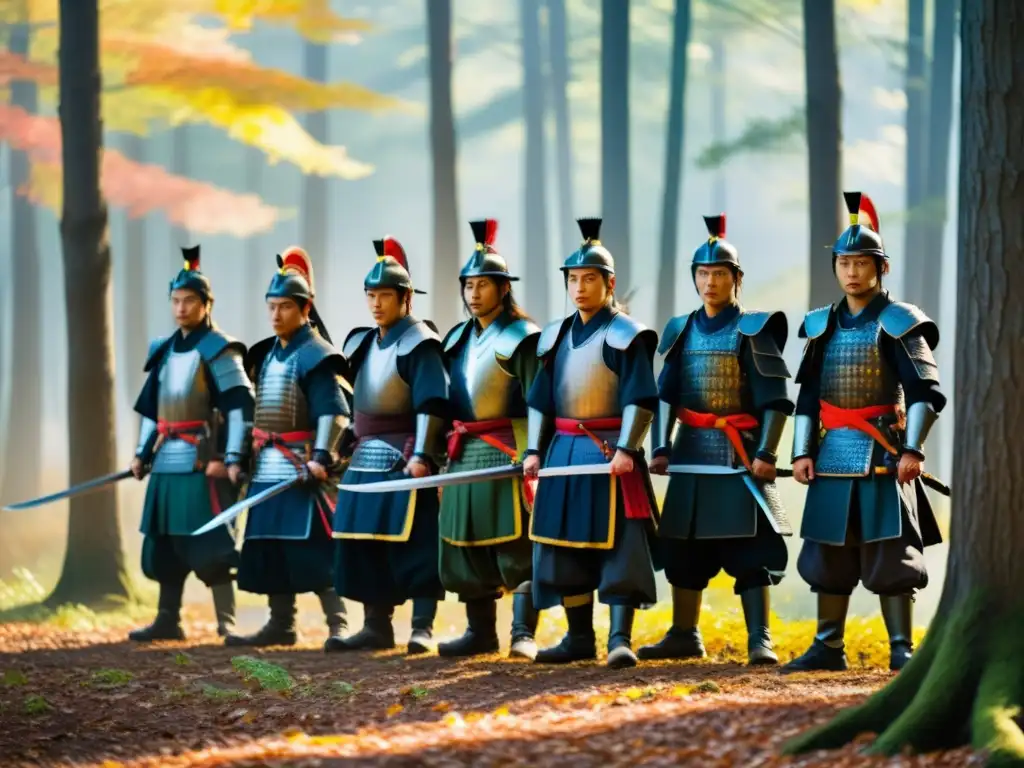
[143,336,172,372]
[656,313,692,357]
[396,320,441,357]
[879,302,939,349]
[342,327,374,359]
[495,318,541,362]
[244,337,275,380]
[537,317,572,359]
[295,334,348,379]
[442,320,472,356]
[196,329,246,364]
[798,305,833,340]
[200,331,251,394]
[606,312,657,356]
[740,310,791,379]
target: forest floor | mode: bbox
[0,596,983,768]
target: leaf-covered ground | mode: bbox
[0,598,982,767]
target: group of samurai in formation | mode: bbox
[110,190,946,674]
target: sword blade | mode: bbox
[191,475,304,536]
[338,463,522,494]
[741,474,784,535]
[537,463,612,478]
[667,464,747,475]
[3,469,134,511]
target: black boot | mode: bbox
[638,587,706,660]
[509,589,539,660]
[782,593,849,673]
[880,594,914,671]
[535,600,597,664]
[129,581,186,642]
[606,606,637,669]
[331,603,395,651]
[211,582,236,638]
[439,598,499,657]
[408,598,438,655]
[224,594,297,647]
[740,587,778,665]
[318,588,348,651]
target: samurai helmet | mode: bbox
[832,191,886,259]
[459,219,519,281]
[561,217,615,275]
[169,245,213,302]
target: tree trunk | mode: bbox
[47,0,132,607]
[654,0,692,332]
[600,0,631,294]
[802,0,842,310]
[243,146,265,339]
[120,134,148,403]
[426,0,460,331]
[547,0,575,262]
[521,0,549,320]
[303,41,330,295]
[901,0,928,304]
[170,126,190,255]
[709,36,726,213]
[1,16,42,507]
[785,3,1024,762]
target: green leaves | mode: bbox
[695,107,806,170]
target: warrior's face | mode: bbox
[462,276,506,319]
[170,288,207,331]
[366,288,406,329]
[267,297,308,339]
[835,254,886,298]
[694,265,738,310]
[566,267,613,313]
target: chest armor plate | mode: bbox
[352,337,412,416]
[816,319,904,476]
[672,319,749,467]
[451,324,519,421]
[552,320,620,420]
[153,349,212,473]
[252,352,312,482]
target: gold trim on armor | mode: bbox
[529,474,618,550]
[331,489,418,542]
[441,476,525,547]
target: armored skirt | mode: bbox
[438,424,532,600]
[238,481,336,595]
[530,421,659,610]
[139,472,239,586]
[333,433,444,606]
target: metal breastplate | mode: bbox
[817,318,904,475]
[451,323,519,421]
[672,318,748,466]
[552,319,620,420]
[252,352,312,482]
[352,337,412,416]
[152,349,212,473]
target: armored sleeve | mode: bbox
[525,360,556,457]
[607,337,658,454]
[651,346,683,458]
[301,360,351,468]
[135,417,158,462]
[397,339,449,465]
[791,339,822,461]
[207,346,255,415]
[738,340,793,464]
[132,367,161,422]
[879,331,946,460]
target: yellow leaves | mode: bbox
[212,0,372,43]
[385,702,404,717]
[431,700,452,713]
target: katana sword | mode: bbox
[337,463,523,493]
[3,469,135,511]
[191,474,307,536]
[537,463,612,477]
[666,464,794,478]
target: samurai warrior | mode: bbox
[330,237,447,654]
[523,217,661,669]
[643,214,793,665]
[784,192,946,673]
[128,246,252,642]
[437,219,541,659]
[225,247,349,648]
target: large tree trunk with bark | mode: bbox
[654,0,692,332]
[786,3,1024,762]
[802,0,842,310]
[600,0,631,294]
[47,0,133,607]
[1,14,42,507]
[243,146,265,339]
[120,134,148,403]
[303,41,330,295]
[902,0,928,303]
[547,0,575,263]
[426,0,460,331]
[520,0,549,320]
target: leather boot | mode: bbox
[439,598,499,657]
[509,588,539,660]
[224,594,297,647]
[782,593,849,672]
[408,598,438,655]
[606,605,637,669]
[318,588,348,651]
[330,603,395,651]
[129,580,186,642]
[740,587,778,665]
[880,594,914,671]
[535,598,597,664]
[638,587,706,660]
[211,582,236,638]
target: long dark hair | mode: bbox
[460,277,532,322]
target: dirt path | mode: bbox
[0,611,981,767]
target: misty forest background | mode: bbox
[0,0,959,623]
